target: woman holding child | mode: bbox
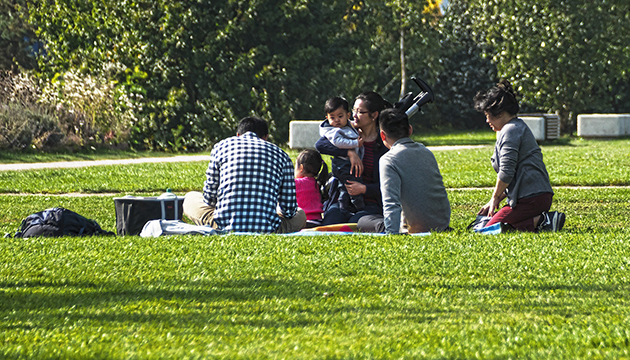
[316,91,390,227]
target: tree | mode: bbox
[457,0,630,132]
[431,0,498,129]
[25,0,451,149]
[27,0,354,149]
[334,0,444,122]
[0,0,38,72]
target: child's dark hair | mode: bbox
[473,79,520,116]
[325,96,349,114]
[296,149,329,197]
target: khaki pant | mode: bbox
[182,191,306,233]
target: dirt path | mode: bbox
[0,155,213,172]
[2,185,628,198]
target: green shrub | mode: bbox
[0,69,137,151]
[39,68,136,148]
[0,102,65,151]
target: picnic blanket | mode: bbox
[139,220,430,237]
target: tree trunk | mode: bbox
[400,27,406,99]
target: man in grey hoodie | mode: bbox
[357,108,451,234]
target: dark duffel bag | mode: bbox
[14,207,114,238]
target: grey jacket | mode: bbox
[319,120,364,159]
[379,138,451,233]
[492,117,553,207]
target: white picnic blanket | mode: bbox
[140,220,431,237]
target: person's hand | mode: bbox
[479,197,500,217]
[348,150,363,177]
[345,180,366,196]
[357,136,364,148]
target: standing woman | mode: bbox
[474,80,565,232]
[316,91,390,226]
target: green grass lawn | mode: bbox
[1,135,630,358]
[2,137,629,194]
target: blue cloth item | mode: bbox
[476,222,503,235]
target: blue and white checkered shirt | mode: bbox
[203,132,297,232]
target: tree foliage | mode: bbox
[430,0,498,129]
[325,0,449,130]
[25,0,451,149]
[455,0,630,131]
[26,0,361,149]
[0,0,38,71]
[19,0,630,150]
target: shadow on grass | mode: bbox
[2,277,628,331]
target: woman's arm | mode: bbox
[479,178,509,216]
[315,137,347,157]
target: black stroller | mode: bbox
[394,76,435,118]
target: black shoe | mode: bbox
[500,223,515,232]
[338,192,351,211]
[538,211,566,232]
[350,196,364,211]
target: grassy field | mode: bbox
[1,134,630,358]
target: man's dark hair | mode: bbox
[379,108,410,140]
[324,96,349,114]
[237,116,268,138]
[473,79,520,116]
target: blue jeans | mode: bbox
[332,157,364,211]
[322,202,382,227]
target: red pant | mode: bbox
[485,192,553,232]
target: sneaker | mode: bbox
[350,195,365,211]
[500,222,515,232]
[538,211,566,232]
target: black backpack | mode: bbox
[14,207,115,238]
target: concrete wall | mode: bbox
[577,114,630,137]
[289,120,321,149]
[520,116,546,141]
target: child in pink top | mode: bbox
[294,149,329,227]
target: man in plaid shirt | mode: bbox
[183,117,306,233]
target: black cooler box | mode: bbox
[114,195,184,235]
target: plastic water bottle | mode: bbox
[158,188,177,199]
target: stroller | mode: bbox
[394,76,435,118]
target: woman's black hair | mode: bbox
[473,79,520,116]
[355,91,392,127]
[296,149,329,198]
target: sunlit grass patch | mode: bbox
[2,228,630,358]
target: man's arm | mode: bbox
[277,153,298,218]
[379,159,403,234]
[202,148,220,206]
